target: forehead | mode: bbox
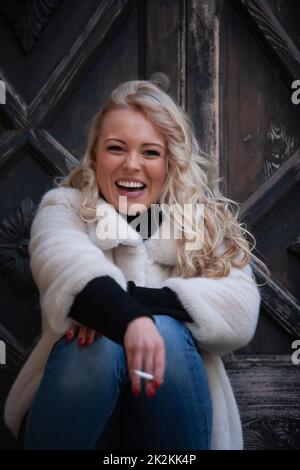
[100,108,165,143]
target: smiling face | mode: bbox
[93,107,168,214]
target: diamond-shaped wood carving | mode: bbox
[0,0,64,53]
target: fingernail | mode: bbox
[86,336,93,344]
[153,380,163,389]
[147,389,156,399]
[66,332,73,342]
[78,337,85,346]
[132,387,140,396]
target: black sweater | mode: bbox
[68,203,193,346]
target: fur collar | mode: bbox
[87,196,179,266]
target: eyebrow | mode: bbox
[105,138,165,150]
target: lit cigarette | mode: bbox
[131,370,154,380]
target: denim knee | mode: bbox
[44,335,127,397]
[152,315,206,384]
[152,314,191,352]
[153,314,188,334]
[152,315,190,356]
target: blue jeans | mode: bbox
[23,315,212,450]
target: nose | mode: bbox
[122,151,142,171]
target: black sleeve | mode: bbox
[127,281,194,322]
[68,276,156,346]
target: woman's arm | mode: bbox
[127,281,193,322]
[68,276,156,346]
[161,262,261,356]
[68,277,193,346]
[29,187,133,334]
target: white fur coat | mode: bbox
[4,187,261,449]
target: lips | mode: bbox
[114,182,147,198]
[115,181,147,191]
[115,178,146,184]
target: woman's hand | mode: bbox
[66,325,102,346]
[123,316,165,399]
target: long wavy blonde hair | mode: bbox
[56,80,269,282]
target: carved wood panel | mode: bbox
[0,0,299,450]
[220,0,300,449]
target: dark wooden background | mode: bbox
[0,0,299,449]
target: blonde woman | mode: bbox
[4,80,268,450]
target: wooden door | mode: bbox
[0,0,299,449]
[220,0,300,450]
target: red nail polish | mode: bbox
[66,332,73,342]
[132,387,140,396]
[147,390,156,399]
[78,337,85,346]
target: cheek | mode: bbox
[95,161,104,184]
[149,162,167,190]
[95,155,113,183]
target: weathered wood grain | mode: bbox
[225,355,300,449]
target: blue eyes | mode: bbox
[107,146,160,157]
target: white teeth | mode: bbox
[116,180,145,188]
